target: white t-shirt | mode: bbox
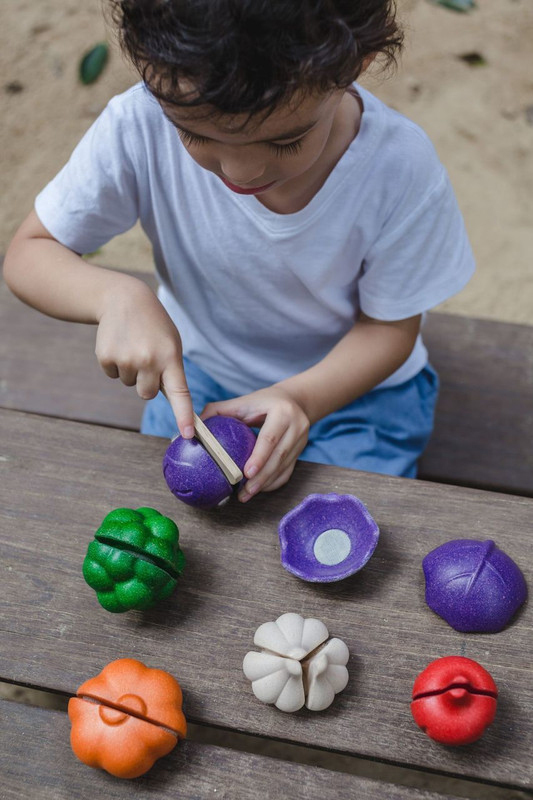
[35,82,475,396]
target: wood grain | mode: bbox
[2,274,533,494]
[420,314,533,495]
[2,700,460,800]
[0,409,531,789]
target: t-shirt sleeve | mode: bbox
[358,165,475,321]
[34,95,140,254]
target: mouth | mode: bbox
[220,177,276,195]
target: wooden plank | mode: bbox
[2,273,533,494]
[0,272,155,430]
[3,700,457,800]
[420,314,533,495]
[0,409,531,789]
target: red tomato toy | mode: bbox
[411,656,498,746]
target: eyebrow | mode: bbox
[168,115,318,144]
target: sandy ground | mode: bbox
[1,0,532,324]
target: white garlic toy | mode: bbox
[243,612,349,712]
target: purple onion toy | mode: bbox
[423,539,527,633]
[278,493,379,582]
[163,416,256,509]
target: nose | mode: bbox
[219,147,266,186]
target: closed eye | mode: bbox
[176,125,305,158]
[176,128,209,148]
[268,138,304,157]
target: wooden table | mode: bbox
[3,274,533,496]
[1,408,532,799]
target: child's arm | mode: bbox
[3,210,195,438]
[201,312,421,501]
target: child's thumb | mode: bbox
[199,398,244,421]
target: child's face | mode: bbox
[160,89,356,201]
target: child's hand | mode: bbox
[95,279,195,438]
[200,387,311,501]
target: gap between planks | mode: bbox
[0,680,529,800]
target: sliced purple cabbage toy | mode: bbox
[163,416,256,509]
[423,539,527,633]
[279,493,379,582]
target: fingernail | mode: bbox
[247,483,259,495]
[239,492,250,503]
[183,425,195,439]
[246,465,258,479]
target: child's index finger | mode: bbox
[160,366,195,438]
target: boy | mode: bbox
[4,0,475,502]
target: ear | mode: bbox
[361,53,378,72]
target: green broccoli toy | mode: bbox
[83,507,185,612]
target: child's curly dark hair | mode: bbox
[111,0,403,117]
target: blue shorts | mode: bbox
[141,357,439,479]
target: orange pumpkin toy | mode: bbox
[68,658,187,778]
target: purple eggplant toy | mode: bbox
[423,539,527,632]
[163,416,256,509]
